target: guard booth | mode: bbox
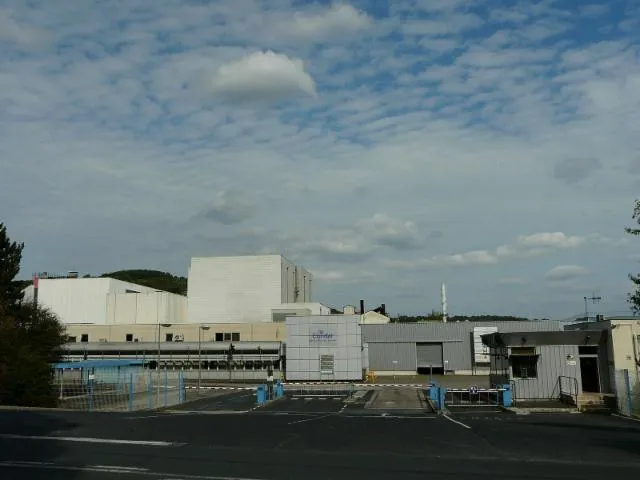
[481,330,613,407]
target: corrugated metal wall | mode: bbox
[511,345,582,400]
[364,321,562,373]
[368,342,417,371]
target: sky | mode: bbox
[1,0,639,319]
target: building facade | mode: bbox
[285,315,363,381]
[187,255,313,324]
[362,320,562,375]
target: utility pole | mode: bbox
[583,294,602,321]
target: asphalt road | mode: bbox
[0,407,639,480]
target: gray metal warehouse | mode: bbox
[362,321,562,375]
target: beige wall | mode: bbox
[64,322,287,343]
[610,319,640,372]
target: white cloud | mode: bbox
[545,265,590,281]
[515,232,586,250]
[287,3,372,41]
[206,51,317,103]
[197,190,257,225]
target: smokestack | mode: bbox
[33,274,39,306]
[360,299,365,315]
[381,303,386,315]
[441,283,447,323]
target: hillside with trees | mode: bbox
[100,270,187,296]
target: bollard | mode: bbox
[438,386,447,411]
[256,385,266,406]
[275,381,284,399]
[501,384,512,408]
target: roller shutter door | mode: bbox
[416,343,443,368]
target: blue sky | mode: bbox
[1,0,639,319]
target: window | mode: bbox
[320,354,335,374]
[510,348,538,378]
[578,346,597,355]
[224,333,231,341]
[125,334,133,342]
[66,336,77,343]
[165,333,173,342]
[231,332,240,342]
[80,334,89,343]
[215,333,223,342]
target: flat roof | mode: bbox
[481,330,607,348]
[53,359,144,370]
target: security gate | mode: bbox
[444,386,510,407]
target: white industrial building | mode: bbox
[24,277,187,325]
[187,254,323,323]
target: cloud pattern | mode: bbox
[0,0,638,319]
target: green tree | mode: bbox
[0,223,25,310]
[626,199,640,314]
[0,222,66,407]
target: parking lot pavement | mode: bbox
[169,390,257,411]
[255,395,346,414]
[2,409,640,479]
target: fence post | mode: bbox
[148,371,153,409]
[179,372,185,404]
[164,369,168,407]
[128,373,134,411]
[624,369,633,416]
[438,386,446,411]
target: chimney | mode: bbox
[441,283,447,323]
[380,303,386,315]
[360,299,365,315]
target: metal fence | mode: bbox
[54,367,185,411]
[615,369,640,418]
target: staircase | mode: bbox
[577,393,615,413]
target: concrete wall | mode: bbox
[26,278,157,325]
[285,315,362,381]
[106,291,187,325]
[188,255,312,323]
[64,322,286,344]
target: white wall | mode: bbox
[106,291,187,325]
[188,255,284,323]
[27,278,157,324]
[279,303,329,315]
[280,257,312,303]
[285,315,363,381]
[361,311,390,324]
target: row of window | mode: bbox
[67,332,242,343]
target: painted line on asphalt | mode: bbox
[0,461,264,479]
[288,413,336,425]
[0,434,182,447]
[442,414,472,429]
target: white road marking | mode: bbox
[0,434,181,447]
[289,413,336,425]
[91,465,149,472]
[0,461,263,479]
[442,414,472,429]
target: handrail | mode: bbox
[559,376,579,406]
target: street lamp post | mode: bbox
[157,323,172,406]
[198,325,210,395]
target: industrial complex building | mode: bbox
[25,253,638,410]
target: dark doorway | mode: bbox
[580,357,600,392]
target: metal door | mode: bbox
[416,343,443,368]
